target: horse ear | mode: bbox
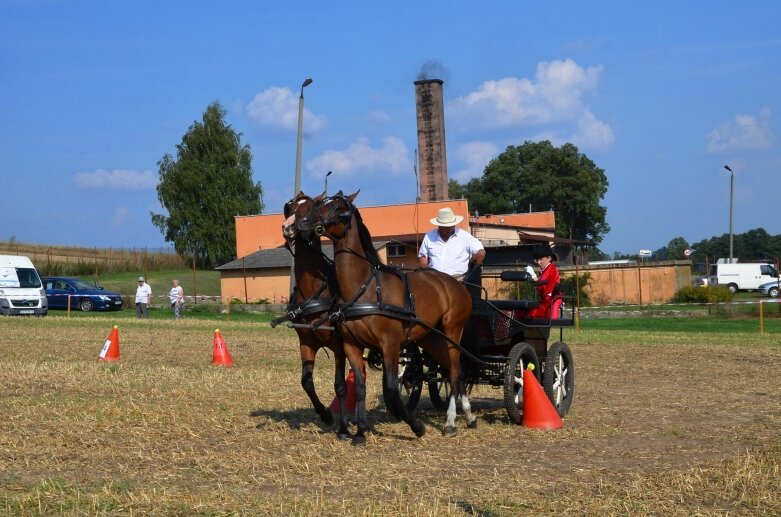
[347,190,360,202]
[313,192,324,202]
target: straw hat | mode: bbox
[430,207,464,227]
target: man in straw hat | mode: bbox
[418,207,485,279]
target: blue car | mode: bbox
[43,277,124,312]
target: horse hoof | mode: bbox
[442,425,458,437]
[412,421,426,438]
[337,431,352,441]
[351,435,366,447]
[467,419,478,430]
[321,410,335,426]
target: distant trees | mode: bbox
[151,102,263,268]
[690,228,781,263]
[449,140,609,245]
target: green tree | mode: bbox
[664,236,689,260]
[151,102,263,268]
[451,140,610,244]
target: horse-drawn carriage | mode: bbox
[276,191,575,445]
[384,267,576,425]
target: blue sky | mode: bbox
[2,1,780,256]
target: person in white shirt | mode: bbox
[168,279,184,320]
[417,207,486,279]
[135,276,152,319]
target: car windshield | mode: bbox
[16,268,42,288]
[68,279,100,290]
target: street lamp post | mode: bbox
[724,165,734,263]
[294,77,313,196]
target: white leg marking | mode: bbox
[445,395,457,427]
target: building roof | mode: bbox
[234,199,470,258]
[216,241,390,271]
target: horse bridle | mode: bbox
[312,194,355,242]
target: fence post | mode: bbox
[759,300,764,336]
[637,259,643,306]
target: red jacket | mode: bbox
[527,262,560,319]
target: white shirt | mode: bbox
[418,228,485,276]
[168,285,183,305]
[135,282,152,304]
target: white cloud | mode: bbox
[73,169,157,190]
[306,137,412,177]
[245,86,327,132]
[448,59,613,151]
[706,108,776,153]
[570,110,615,151]
[108,205,131,228]
[452,141,499,182]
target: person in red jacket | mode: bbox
[526,244,561,319]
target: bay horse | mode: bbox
[297,191,477,445]
[278,192,351,439]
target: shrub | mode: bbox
[674,285,733,303]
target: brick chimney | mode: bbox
[414,79,448,202]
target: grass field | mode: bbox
[0,315,778,515]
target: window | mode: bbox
[387,243,406,258]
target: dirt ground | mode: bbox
[0,317,778,515]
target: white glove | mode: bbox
[525,265,538,281]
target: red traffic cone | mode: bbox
[330,363,366,414]
[212,329,234,367]
[522,366,563,429]
[98,325,120,362]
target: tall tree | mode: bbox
[151,102,263,268]
[450,140,610,244]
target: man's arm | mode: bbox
[471,249,486,267]
[417,255,429,268]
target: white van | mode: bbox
[708,262,779,294]
[0,255,48,316]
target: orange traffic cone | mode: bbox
[330,363,366,414]
[522,366,563,429]
[212,329,234,367]
[98,325,120,362]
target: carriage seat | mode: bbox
[489,299,540,311]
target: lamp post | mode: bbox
[324,170,332,195]
[724,165,734,263]
[294,77,313,196]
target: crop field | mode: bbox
[0,316,779,515]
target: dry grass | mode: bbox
[0,316,779,516]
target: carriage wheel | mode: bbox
[400,345,424,411]
[427,364,451,411]
[503,342,540,425]
[542,342,575,417]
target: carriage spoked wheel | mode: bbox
[427,363,451,411]
[542,342,574,417]
[503,342,540,425]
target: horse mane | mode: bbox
[352,207,384,266]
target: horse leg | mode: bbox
[331,350,351,440]
[300,343,334,426]
[345,345,369,446]
[382,349,426,439]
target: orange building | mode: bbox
[217,199,556,303]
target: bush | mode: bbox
[674,285,733,303]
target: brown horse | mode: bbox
[297,191,477,445]
[279,192,351,439]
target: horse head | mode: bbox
[300,190,359,241]
[282,192,321,241]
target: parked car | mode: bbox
[759,280,780,298]
[43,277,124,311]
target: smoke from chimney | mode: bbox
[417,59,448,81]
